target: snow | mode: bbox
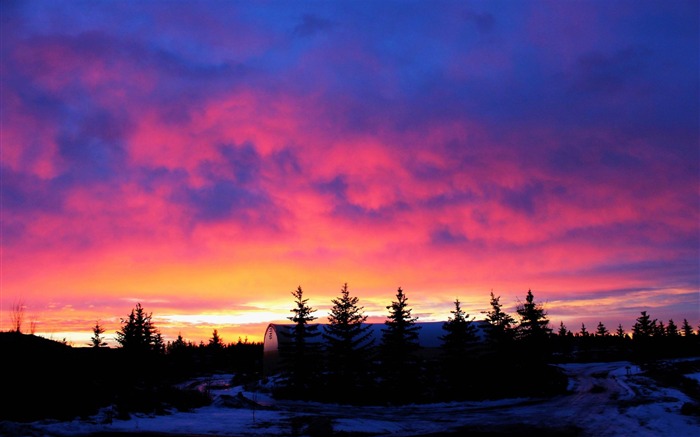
[686,373,700,383]
[4,361,699,437]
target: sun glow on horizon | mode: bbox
[1,2,697,348]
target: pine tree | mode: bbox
[596,322,609,337]
[681,319,694,337]
[168,333,188,354]
[632,311,656,339]
[655,320,666,337]
[89,321,108,348]
[440,299,477,358]
[579,323,589,337]
[516,289,551,340]
[209,329,224,349]
[279,286,320,395]
[615,324,625,338]
[558,321,568,337]
[482,292,517,346]
[381,287,421,359]
[323,283,374,395]
[440,299,478,393]
[380,287,421,400]
[115,303,160,352]
[666,319,680,337]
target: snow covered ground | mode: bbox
[3,361,699,436]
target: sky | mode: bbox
[1,0,698,346]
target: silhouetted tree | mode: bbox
[655,320,666,337]
[115,303,160,352]
[440,299,478,394]
[380,287,421,400]
[681,319,695,337]
[441,299,477,358]
[483,292,517,347]
[557,321,569,337]
[89,321,108,348]
[615,324,626,338]
[666,319,679,337]
[323,283,374,398]
[382,287,420,358]
[516,290,551,340]
[10,301,24,333]
[595,322,609,337]
[632,310,658,360]
[632,311,656,339]
[167,333,188,354]
[279,286,320,395]
[208,329,224,349]
[579,323,589,337]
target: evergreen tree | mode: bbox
[557,321,568,337]
[440,299,478,358]
[516,289,551,340]
[595,322,609,337]
[440,298,478,395]
[381,287,421,359]
[482,292,517,346]
[681,319,694,337]
[615,324,625,338]
[579,323,589,337]
[168,333,188,354]
[280,286,320,395]
[209,329,224,349]
[89,321,108,348]
[655,320,666,337]
[666,319,680,337]
[632,311,656,339]
[115,303,160,352]
[323,283,374,396]
[380,287,421,400]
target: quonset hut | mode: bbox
[263,321,489,375]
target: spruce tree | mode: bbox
[440,299,478,394]
[655,320,666,337]
[681,319,694,337]
[209,329,224,349]
[115,303,160,352]
[579,323,588,337]
[323,283,374,397]
[482,292,517,347]
[596,322,609,337]
[279,286,320,395]
[666,319,680,337]
[168,333,188,354]
[89,321,108,348]
[382,287,420,358]
[516,289,551,340]
[557,321,568,337]
[380,287,421,400]
[615,324,625,338]
[440,299,477,359]
[632,311,656,339]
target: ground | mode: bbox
[2,360,698,436]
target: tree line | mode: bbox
[273,284,699,404]
[89,287,697,405]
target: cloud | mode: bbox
[1,1,698,344]
[463,10,495,34]
[293,14,334,38]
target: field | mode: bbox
[3,359,699,437]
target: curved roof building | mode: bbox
[263,321,489,375]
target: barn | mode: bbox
[263,321,489,375]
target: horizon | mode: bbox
[5,290,696,348]
[2,1,698,347]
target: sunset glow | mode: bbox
[2,1,698,346]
